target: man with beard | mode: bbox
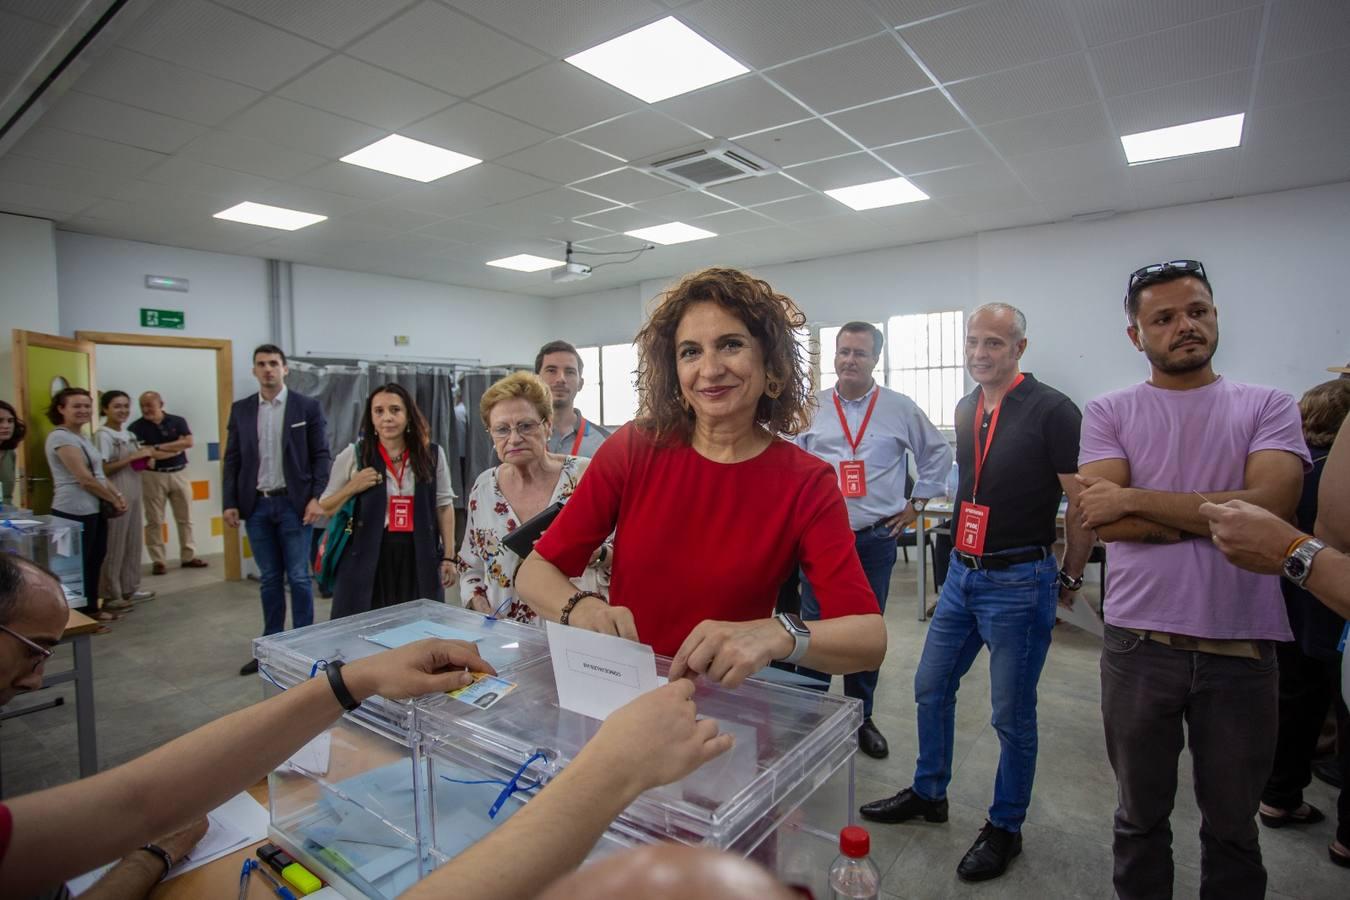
[536,341,610,457]
[1076,260,1309,900]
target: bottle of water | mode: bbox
[945,459,960,500]
[829,825,880,899]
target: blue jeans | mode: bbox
[244,496,314,636]
[800,523,897,718]
[912,550,1058,832]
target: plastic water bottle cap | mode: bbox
[839,825,870,858]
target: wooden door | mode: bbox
[10,330,96,513]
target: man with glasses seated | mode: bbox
[1075,259,1309,900]
[455,372,609,624]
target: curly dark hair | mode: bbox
[46,387,92,426]
[0,400,26,450]
[357,383,436,483]
[1299,379,1350,448]
[635,267,813,443]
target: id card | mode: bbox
[839,460,867,498]
[955,503,990,555]
[449,672,517,709]
[389,495,413,532]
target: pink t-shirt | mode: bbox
[1079,377,1310,641]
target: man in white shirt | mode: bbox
[798,322,953,758]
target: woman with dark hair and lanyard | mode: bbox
[319,383,457,619]
[0,400,25,505]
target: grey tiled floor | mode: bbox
[1,560,1343,898]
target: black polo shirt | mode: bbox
[953,373,1081,554]
[129,413,192,470]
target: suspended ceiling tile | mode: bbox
[73,47,264,126]
[679,0,884,69]
[570,109,705,162]
[827,89,966,148]
[734,119,861,169]
[910,162,1021,198]
[0,155,127,199]
[389,163,554,216]
[118,0,329,91]
[224,96,385,158]
[947,54,1098,125]
[291,161,418,201]
[9,126,168,177]
[475,62,642,135]
[869,0,990,28]
[899,0,1081,83]
[1260,0,1350,62]
[348,2,548,97]
[178,131,330,181]
[632,189,735,219]
[572,167,681,204]
[979,103,1112,159]
[754,192,848,224]
[1088,6,1262,98]
[0,180,99,216]
[403,102,553,161]
[215,0,419,49]
[446,0,667,58]
[575,205,671,233]
[705,172,811,206]
[690,206,777,234]
[765,34,931,116]
[277,55,457,131]
[1106,70,1251,136]
[38,91,207,155]
[1253,47,1350,109]
[655,75,812,140]
[1071,0,1261,47]
[497,139,625,184]
[876,129,997,176]
[786,153,893,191]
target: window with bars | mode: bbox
[886,311,965,429]
[574,343,640,428]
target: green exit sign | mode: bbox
[141,308,185,329]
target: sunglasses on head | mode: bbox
[1124,259,1209,311]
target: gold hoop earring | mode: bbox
[765,380,783,399]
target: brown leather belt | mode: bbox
[1124,628,1261,659]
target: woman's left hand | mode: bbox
[440,559,458,588]
[669,618,794,689]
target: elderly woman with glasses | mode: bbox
[516,267,885,689]
[456,372,609,623]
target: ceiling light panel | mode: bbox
[486,254,564,272]
[825,177,930,211]
[625,222,717,244]
[213,201,327,230]
[341,134,482,182]
[565,17,748,104]
[1120,113,1245,165]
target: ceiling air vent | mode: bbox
[636,140,778,189]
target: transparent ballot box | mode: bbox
[255,601,553,899]
[257,601,862,898]
[0,514,85,605]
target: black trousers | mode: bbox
[52,509,107,613]
[1101,624,1278,900]
[1262,640,1350,845]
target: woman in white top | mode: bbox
[320,383,457,619]
[456,372,609,624]
[45,387,127,626]
[94,391,156,611]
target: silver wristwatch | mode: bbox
[775,612,811,665]
[1282,537,1326,588]
[910,498,928,513]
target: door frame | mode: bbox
[11,329,98,513]
[74,331,241,582]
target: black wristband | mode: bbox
[140,843,174,880]
[324,659,361,711]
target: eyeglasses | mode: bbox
[490,420,542,441]
[1126,259,1208,298]
[0,623,53,674]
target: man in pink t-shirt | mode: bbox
[1076,260,1309,900]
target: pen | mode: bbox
[254,860,299,900]
[239,858,256,900]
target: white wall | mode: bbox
[96,345,224,562]
[556,183,1350,407]
[55,231,270,398]
[0,212,60,401]
[292,265,554,368]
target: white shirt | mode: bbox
[257,387,288,491]
[322,443,456,528]
[797,383,953,531]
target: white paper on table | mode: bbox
[286,731,332,776]
[1059,595,1104,637]
[67,791,269,895]
[546,620,660,720]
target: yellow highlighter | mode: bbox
[256,843,323,896]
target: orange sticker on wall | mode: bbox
[162,523,169,544]
[191,480,210,501]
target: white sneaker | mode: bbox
[125,590,156,602]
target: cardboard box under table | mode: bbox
[253,601,860,899]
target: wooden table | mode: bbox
[152,781,272,900]
[1,609,100,787]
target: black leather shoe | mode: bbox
[239,659,259,676]
[858,718,889,759]
[860,787,949,824]
[957,821,1021,882]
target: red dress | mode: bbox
[534,424,880,656]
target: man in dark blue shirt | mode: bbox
[129,392,207,575]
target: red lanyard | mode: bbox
[569,417,586,456]
[970,373,1024,502]
[378,444,408,489]
[833,388,879,457]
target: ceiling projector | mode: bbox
[551,260,593,283]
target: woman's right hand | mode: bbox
[351,467,383,493]
[132,447,155,461]
[569,597,638,641]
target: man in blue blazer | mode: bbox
[224,344,331,675]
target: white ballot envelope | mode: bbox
[546,620,661,720]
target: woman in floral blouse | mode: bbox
[456,372,609,623]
